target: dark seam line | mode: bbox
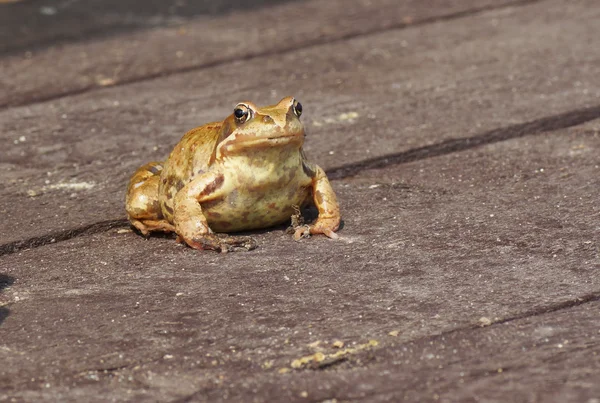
[384,292,600,364]
[0,0,543,111]
[1,101,599,257]
[336,293,600,400]
[383,292,600,368]
[427,292,600,342]
[487,292,600,326]
[0,219,129,257]
[326,104,600,180]
[171,292,600,400]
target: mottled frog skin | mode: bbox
[125,97,340,252]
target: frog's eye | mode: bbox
[293,100,303,118]
[233,104,251,124]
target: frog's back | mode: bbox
[158,123,222,221]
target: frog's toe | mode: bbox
[293,225,311,241]
[217,235,258,253]
[186,234,257,252]
[296,218,340,240]
[293,223,339,241]
[320,228,339,240]
[186,234,221,251]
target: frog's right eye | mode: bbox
[233,104,251,124]
[292,99,302,118]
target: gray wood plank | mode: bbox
[196,300,600,402]
[0,0,301,54]
[1,0,599,247]
[0,123,598,400]
[0,0,520,108]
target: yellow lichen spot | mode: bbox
[300,391,308,398]
[96,76,116,86]
[307,340,321,349]
[290,339,379,369]
[388,330,400,337]
[278,367,291,374]
[47,181,96,191]
[338,111,359,121]
[479,317,493,327]
[332,340,344,348]
[291,352,325,369]
[262,360,274,369]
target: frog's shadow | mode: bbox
[130,205,344,242]
[229,206,345,237]
[0,274,15,327]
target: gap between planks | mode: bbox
[0,0,544,111]
[172,291,600,403]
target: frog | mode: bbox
[125,96,340,252]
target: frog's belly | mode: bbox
[202,186,311,232]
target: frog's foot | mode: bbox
[292,225,311,241]
[183,233,258,253]
[131,219,176,236]
[293,218,340,241]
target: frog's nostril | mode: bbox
[262,116,275,124]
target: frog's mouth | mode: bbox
[221,133,304,154]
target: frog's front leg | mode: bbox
[173,172,257,252]
[296,164,340,240]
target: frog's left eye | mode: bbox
[233,104,251,123]
[293,100,302,118]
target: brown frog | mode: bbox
[125,97,340,252]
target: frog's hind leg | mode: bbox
[126,162,175,235]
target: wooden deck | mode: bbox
[1,0,599,401]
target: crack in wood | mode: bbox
[0,0,543,110]
[169,293,600,402]
[392,292,600,353]
[305,293,600,382]
[326,104,600,180]
[489,292,600,326]
[0,219,129,257]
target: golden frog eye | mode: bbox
[293,100,302,117]
[233,104,251,123]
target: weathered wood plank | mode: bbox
[1,0,598,400]
[0,0,300,54]
[0,1,600,248]
[1,0,599,247]
[197,301,600,402]
[0,123,598,400]
[0,0,522,108]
